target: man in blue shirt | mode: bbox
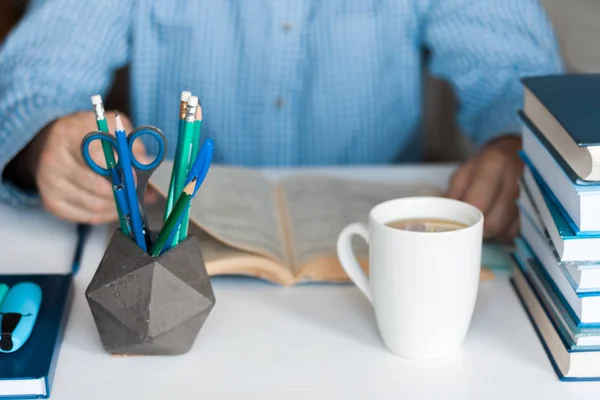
[0,0,562,241]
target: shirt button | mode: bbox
[282,22,294,32]
[275,97,285,108]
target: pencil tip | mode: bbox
[114,111,125,132]
[184,178,197,194]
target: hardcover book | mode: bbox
[521,74,600,181]
[519,163,600,262]
[519,117,600,232]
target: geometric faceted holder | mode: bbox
[85,229,216,356]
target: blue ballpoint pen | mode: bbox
[114,112,147,251]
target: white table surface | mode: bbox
[4,164,600,399]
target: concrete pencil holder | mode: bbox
[85,229,216,355]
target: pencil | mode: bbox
[150,178,197,257]
[179,103,203,241]
[164,91,192,222]
[170,95,198,245]
[0,284,8,307]
[91,95,130,236]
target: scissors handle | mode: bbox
[127,126,167,171]
[127,127,167,239]
[80,132,117,177]
[81,127,167,177]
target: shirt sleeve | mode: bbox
[421,0,564,146]
[0,0,133,205]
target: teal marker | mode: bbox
[0,284,7,306]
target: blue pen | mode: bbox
[114,112,147,251]
[0,282,42,353]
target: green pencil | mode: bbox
[0,284,8,306]
[164,91,191,221]
[170,95,198,246]
[150,178,196,257]
[91,95,130,236]
[178,103,202,241]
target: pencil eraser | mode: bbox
[91,95,102,105]
[187,96,198,107]
[181,91,192,101]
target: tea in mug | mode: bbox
[385,218,468,233]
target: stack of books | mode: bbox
[511,74,600,381]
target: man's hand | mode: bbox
[16,111,154,224]
[448,135,523,242]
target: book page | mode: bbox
[149,163,288,264]
[278,175,442,273]
[142,195,294,285]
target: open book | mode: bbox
[147,163,494,286]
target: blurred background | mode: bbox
[0,0,593,163]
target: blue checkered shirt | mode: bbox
[0,0,563,205]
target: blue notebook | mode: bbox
[0,224,88,399]
[0,275,74,399]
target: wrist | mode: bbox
[483,134,521,154]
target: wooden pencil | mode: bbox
[150,178,197,257]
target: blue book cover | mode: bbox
[0,275,74,399]
[519,111,600,186]
[521,74,600,147]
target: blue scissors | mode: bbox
[81,122,167,252]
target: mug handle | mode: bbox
[337,222,372,303]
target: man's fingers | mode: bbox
[66,156,115,200]
[505,216,521,242]
[40,178,117,225]
[461,164,504,215]
[44,198,117,225]
[52,175,117,217]
[447,161,475,200]
[483,186,518,239]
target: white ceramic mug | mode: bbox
[337,196,484,359]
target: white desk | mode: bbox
[4,165,600,399]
